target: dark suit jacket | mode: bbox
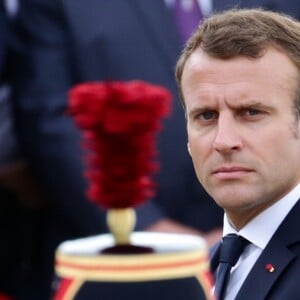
[0,1,7,78]
[0,3,43,299]
[210,199,300,299]
[12,0,300,299]
[213,0,300,19]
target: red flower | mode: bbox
[68,80,171,209]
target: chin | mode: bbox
[212,190,255,209]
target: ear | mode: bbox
[187,142,191,156]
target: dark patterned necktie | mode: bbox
[214,234,249,300]
[171,0,203,42]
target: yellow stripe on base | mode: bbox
[56,249,208,282]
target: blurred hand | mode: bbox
[145,218,222,247]
[0,159,44,209]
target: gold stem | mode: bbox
[107,208,136,245]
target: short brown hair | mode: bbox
[175,9,300,116]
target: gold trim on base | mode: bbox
[56,249,208,282]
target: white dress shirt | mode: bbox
[221,182,300,299]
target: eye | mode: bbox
[197,111,218,121]
[239,107,267,121]
[245,108,261,116]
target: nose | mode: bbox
[213,115,243,154]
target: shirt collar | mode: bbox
[223,182,300,249]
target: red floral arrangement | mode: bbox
[68,80,171,209]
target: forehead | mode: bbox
[181,47,299,106]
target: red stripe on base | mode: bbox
[53,278,74,300]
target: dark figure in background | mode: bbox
[0,1,43,299]
[10,0,300,299]
[213,0,300,19]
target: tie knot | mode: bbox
[219,234,249,266]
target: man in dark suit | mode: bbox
[11,0,300,299]
[176,8,300,300]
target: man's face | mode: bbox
[182,47,300,228]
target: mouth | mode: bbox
[212,166,253,180]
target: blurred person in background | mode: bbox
[0,0,44,299]
[10,0,300,299]
[214,0,300,18]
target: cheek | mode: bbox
[252,126,300,175]
[187,138,211,175]
[188,127,214,155]
[262,125,296,155]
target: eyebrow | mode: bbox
[187,100,272,116]
[229,101,272,111]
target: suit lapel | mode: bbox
[210,200,300,299]
[236,236,295,300]
[236,200,300,299]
